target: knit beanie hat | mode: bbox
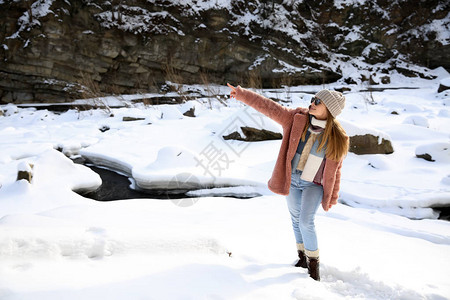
[314,89,345,118]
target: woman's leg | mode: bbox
[297,181,323,255]
[285,180,304,245]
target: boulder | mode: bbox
[349,134,394,155]
[340,120,394,155]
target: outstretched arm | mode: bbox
[228,83,294,127]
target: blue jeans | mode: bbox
[286,169,324,252]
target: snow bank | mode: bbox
[159,105,184,120]
[440,77,450,87]
[0,149,101,216]
[132,145,262,190]
[340,191,441,219]
[186,185,263,198]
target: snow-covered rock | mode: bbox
[159,105,184,120]
[340,120,394,154]
[3,103,19,116]
[402,115,430,127]
[0,149,101,216]
[415,143,450,163]
[16,161,34,183]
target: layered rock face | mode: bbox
[0,0,449,103]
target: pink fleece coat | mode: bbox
[234,87,346,211]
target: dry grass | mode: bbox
[78,72,111,114]
[248,69,262,91]
[199,71,227,109]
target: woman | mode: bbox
[227,83,349,281]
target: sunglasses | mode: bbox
[310,97,322,105]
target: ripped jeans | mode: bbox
[285,169,324,252]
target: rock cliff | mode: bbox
[0,0,449,103]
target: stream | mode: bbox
[75,161,450,221]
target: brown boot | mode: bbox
[295,250,307,268]
[307,256,320,281]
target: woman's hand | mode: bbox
[322,201,332,212]
[227,83,238,99]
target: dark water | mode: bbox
[78,165,194,201]
[76,162,450,221]
[77,164,254,201]
[435,207,450,221]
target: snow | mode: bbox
[95,8,185,36]
[402,115,430,127]
[419,12,450,46]
[334,0,368,9]
[1,74,450,299]
[17,161,33,172]
[339,119,391,143]
[7,0,55,39]
[440,77,450,87]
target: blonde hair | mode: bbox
[301,112,349,161]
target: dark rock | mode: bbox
[438,81,450,93]
[416,153,435,162]
[16,163,34,183]
[349,134,394,155]
[183,107,196,117]
[241,127,282,141]
[122,116,145,122]
[99,125,110,132]
[223,131,243,141]
[224,127,394,155]
[223,126,282,141]
[369,76,379,85]
[17,171,33,182]
[381,76,391,84]
[335,87,351,93]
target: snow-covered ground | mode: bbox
[1,70,450,299]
